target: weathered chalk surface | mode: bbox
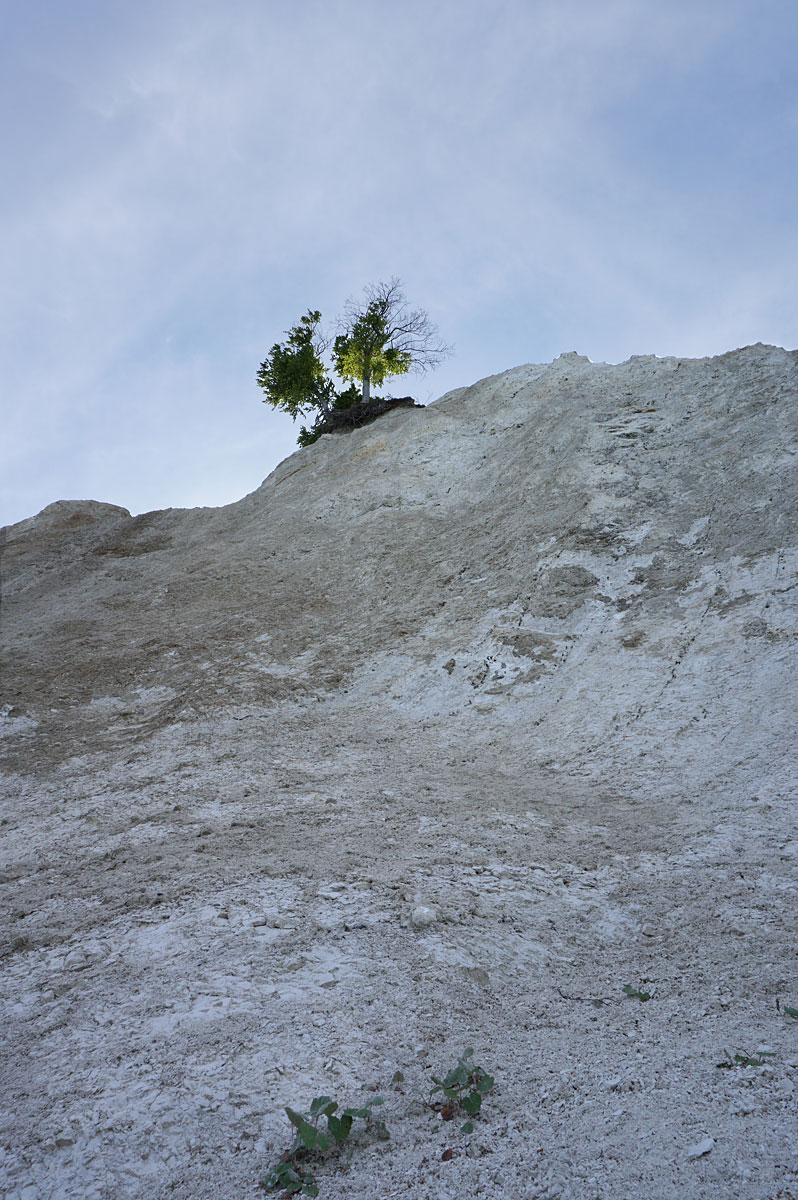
[1,345,796,1199]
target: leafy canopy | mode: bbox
[255,310,335,423]
[332,305,412,392]
[257,280,451,445]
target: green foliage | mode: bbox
[257,280,450,444]
[332,308,412,396]
[262,1051,493,1193]
[716,1049,774,1069]
[332,382,362,409]
[256,310,336,424]
[784,1006,798,1019]
[296,425,321,448]
[262,1093,385,1196]
[263,1158,319,1196]
[622,984,651,1002]
[429,1048,494,1135]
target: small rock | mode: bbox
[55,1132,75,1148]
[313,913,340,932]
[687,1137,714,1160]
[463,965,490,986]
[63,949,89,971]
[251,916,268,927]
[411,906,437,928]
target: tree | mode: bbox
[333,278,450,404]
[258,280,451,445]
[255,310,336,424]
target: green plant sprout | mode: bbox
[429,1047,495,1134]
[716,1049,775,1069]
[622,984,651,1002]
[262,1094,385,1196]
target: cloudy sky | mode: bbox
[2,0,796,527]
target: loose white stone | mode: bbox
[411,905,437,928]
[687,1137,714,1160]
[63,949,89,971]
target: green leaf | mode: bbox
[622,984,651,1001]
[717,1049,766,1068]
[475,1072,494,1094]
[392,1070,405,1083]
[309,1096,336,1117]
[327,1114,353,1142]
[261,1165,282,1190]
[342,1106,371,1120]
[302,1182,319,1197]
[460,1120,474,1134]
[286,1108,319,1150]
[784,1006,798,1018]
[462,1091,482,1116]
[463,1047,474,1059]
[263,1161,305,1193]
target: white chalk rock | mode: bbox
[411,905,437,928]
[687,1137,714,1160]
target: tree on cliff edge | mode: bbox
[257,279,451,445]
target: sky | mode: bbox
[1,0,796,527]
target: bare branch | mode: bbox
[338,278,452,374]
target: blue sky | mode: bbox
[2,0,796,526]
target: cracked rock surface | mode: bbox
[1,344,796,1199]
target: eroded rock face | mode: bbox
[1,345,796,1200]
[3,343,794,790]
[4,498,132,538]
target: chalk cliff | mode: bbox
[1,344,796,1199]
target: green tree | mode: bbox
[334,278,449,404]
[256,310,336,425]
[258,281,451,445]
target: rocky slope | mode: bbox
[1,344,796,1199]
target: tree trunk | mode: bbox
[361,373,371,403]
